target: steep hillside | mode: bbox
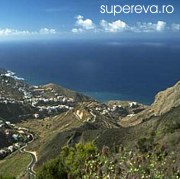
[30,81,180,169]
[120,81,180,127]
[0,69,146,175]
[0,69,179,178]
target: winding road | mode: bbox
[89,109,96,122]
[20,135,37,179]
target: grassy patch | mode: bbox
[0,151,31,178]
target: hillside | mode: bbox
[0,69,91,123]
[0,70,144,174]
[19,81,180,170]
[120,81,180,127]
[0,69,179,178]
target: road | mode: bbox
[89,109,96,122]
[20,135,37,179]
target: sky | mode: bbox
[0,0,180,40]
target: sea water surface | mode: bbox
[0,39,180,104]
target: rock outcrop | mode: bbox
[120,81,180,127]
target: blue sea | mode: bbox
[0,39,180,104]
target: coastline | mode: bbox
[82,91,153,105]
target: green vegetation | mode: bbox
[163,121,180,134]
[137,136,154,153]
[0,176,15,179]
[0,151,31,178]
[37,142,97,179]
[37,143,180,179]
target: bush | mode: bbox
[37,142,97,179]
[37,143,180,179]
[163,122,180,133]
[37,158,67,179]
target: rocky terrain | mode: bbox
[120,81,180,127]
[0,68,179,178]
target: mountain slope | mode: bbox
[120,81,180,127]
[0,69,179,178]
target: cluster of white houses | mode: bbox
[0,87,76,119]
[0,71,79,159]
[0,96,24,105]
[0,142,24,159]
[28,95,75,117]
[0,69,78,120]
[91,103,125,115]
[0,120,33,159]
[89,101,142,117]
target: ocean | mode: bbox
[0,39,180,104]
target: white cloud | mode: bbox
[39,28,56,34]
[156,21,166,31]
[72,15,171,34]
[100,19,127,32]
[171,23,180,31]
[134,21,166,32]
[0,28,31,36]
[0,27,56,37]
[72,28,83,33]
[72,28,78,33]
[72,15,95,33]
[76,15,95,30]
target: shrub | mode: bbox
[37,142,97,179]
[37,143,180,179]
[163,122,180,133]
[137,137,154,153]
[37,158,67,179]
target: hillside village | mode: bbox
[0,69,147,160]
[0,69,179,179]
[0,70,81,120]
[0,119,33,159]
[0,69,146,121]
